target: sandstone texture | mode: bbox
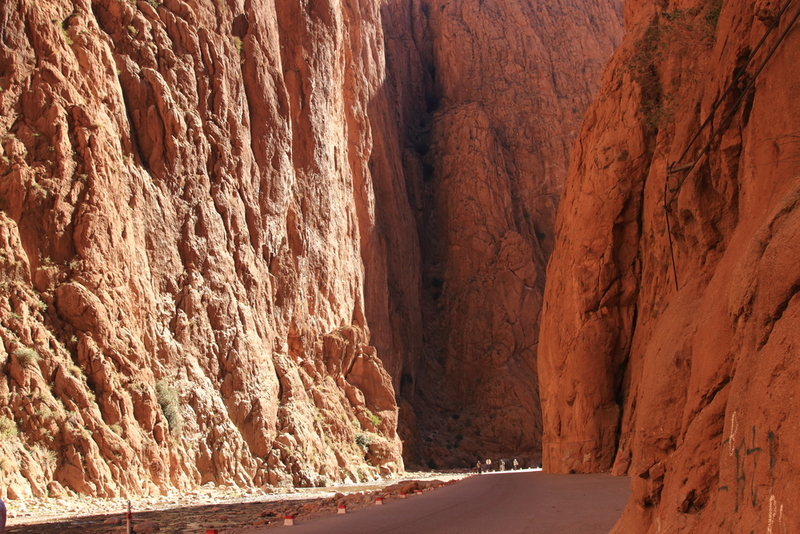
[0,0,412,498]
[0,0,625,501]
[539,0,800,531]
[405,0,622,467]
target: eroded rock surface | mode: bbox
[406,0,622,467]
[0,0,409,497]
[539,0,800,531]
[0,0,625,499]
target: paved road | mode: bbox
[273,471,630,534]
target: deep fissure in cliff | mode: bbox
[380,0,624,468]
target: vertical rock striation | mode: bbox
[540,0,800,530]
[407,0,622,467]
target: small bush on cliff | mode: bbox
[355,432,373,449]
[0,416,18,438]
[60,27,74,46]
[155,380,183,435]
[627,8,714,130]
[703,0,722,38]
[34,405,54,422]
[0,455,12,473]
[365,408,381,428]
[13,347,40,368]
[628,20,666,130]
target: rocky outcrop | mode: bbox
[0,0,409,498]
[0,0,625,499]
[539,0,800,531]
[406,0,623,467]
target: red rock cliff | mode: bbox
[0,0,411,498]
[405,0,622,467]
[539,0,800,530]
[0,0,624,499]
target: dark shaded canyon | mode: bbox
[386,0,623,468]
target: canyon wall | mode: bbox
[0,0,415,498]
[0,0,625,499]
[539,0,800,530]
[407,0,622,467]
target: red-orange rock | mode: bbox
[405,0,623,467]
[132,521,160,534]
[0,0,408,497]
[539,0,800,531]
[0,0,625,500]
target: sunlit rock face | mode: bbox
[539,0,800,530]
[0,0,409,497]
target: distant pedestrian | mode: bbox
[0,497,6,534]
[499,459,506,471]
[476,461,482,474]
[513,458,519,470]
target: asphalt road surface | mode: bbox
[269,470,630,534]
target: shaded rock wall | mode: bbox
[0,0,411,498]
[406,0,623,467]
[539,0,800,530]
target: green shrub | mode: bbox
[13,347,40,367]
[34,405,54,421]
[355,432,372,449]
[60,27,74,45]
[369,413,381,427]
[155,380,183,435]
[0,416,17,438]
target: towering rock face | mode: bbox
[0,0,412,498]
[540,0,800,531]
[406,0,622,466]
[0,0,624,499]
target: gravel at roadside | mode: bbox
[4,471,471,533]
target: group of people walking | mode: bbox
[475,457,519,473]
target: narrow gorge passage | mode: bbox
[0,0,623,502]
[386,0,623,470]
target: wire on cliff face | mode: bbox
[663,0,800,290]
